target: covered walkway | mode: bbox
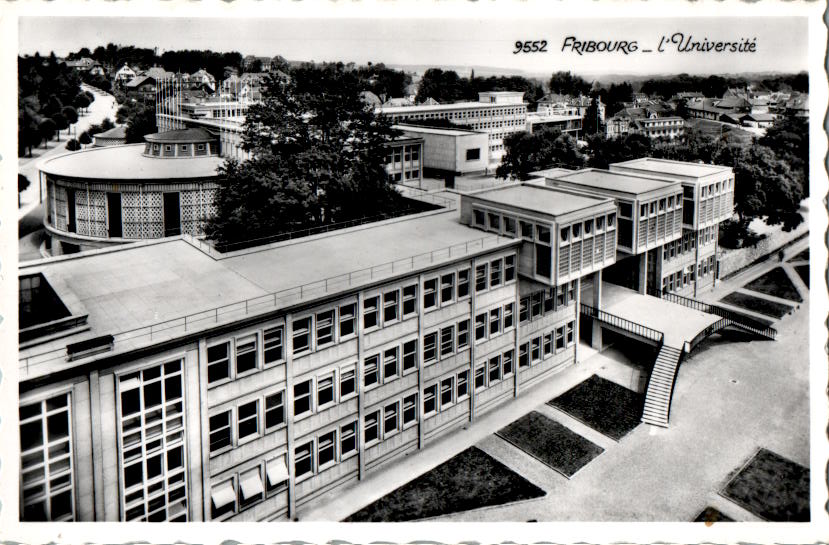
[599,282,719,349]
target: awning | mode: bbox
[266,458,289,488]
[210,480,236,510]
[239,471,264,501]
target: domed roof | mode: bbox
[144,127,217,144]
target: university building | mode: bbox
[19,157,747,522]
[377,91,528,161]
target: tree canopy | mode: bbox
[496,128,585,181]
[117,102,157,143]
[205,63,412,248]
[548,71,592,97]
[415,68,544,104]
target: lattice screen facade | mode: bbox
[75,190,108,238]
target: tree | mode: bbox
[548,71,591,97]
[52,112,69,138]
[18,174,31,206]
[416,68,468,103]
[73,92,91,113]
[248,58,263,73]
[205,63,404,247]
[38,118,57,144]
[65,138,81,151]
[496,128,585,181]
[583,95,602,136]
[118,103,157,143]
[758,116,808,195]
[79,131,92,145]
[62,105,78,125]
[584,133,652,169]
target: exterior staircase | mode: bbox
[641,345,684,428]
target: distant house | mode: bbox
[65,57,95,71]
[784,95,808,118]
[686,98,729,121]
[143,66,175,82]
[713,96,751,113]
[605,106,683,139]
[360,91,382,107]
[125,74,163,100]
[88,63,106,77]
[190,69,216,91]
[741,112,776,128]
[383,97,415,107]
[419,97,440,106]
[113,64,138,87]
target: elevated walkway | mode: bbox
[586,283,776,428]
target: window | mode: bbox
[211,479,236,519]
[265,456,289,493]
[239,467,264,506]
[504,217,516,235]
[519,343,529,367]
[317,431,336,468]
[294,380,312,417]
[503,350,514,376]
[504,255,516,282]
[543,333,553,356]
[489,356,502,382]
[384,347,399,381]
[475,364,486,390]
[265,392,285,431]
[440,377,454,408]
[237,400,259,441]
[116,362,188,521]
[363,296,379,329]
[423,385,437,415]
[364,354,380,387]
[403,394,417,425]
[209,410,232,453]
[466,148,481,161]
[475,312,487,342]
[384,402,399,435]
[567,322,574,345]
[340,421,358,457]
[457,371,470,399]
[402,285,417,316]
[263,326,284,364]
[490,259,502,286]
[519,298,529,323]
[20,394,73,522]
[440,273,455,304]
[537,225,551,243]
[423,278,438,309]
[316,310,335,347]
[295,442,313,478]
[383,290,399,323]
[292,317,312,355]
[336,303,356,338]
[423,332,438,364]
[317,374,335,408]
[340,367,356,399]
[489,308,501,336]
[473,209,485,226]
[488,212,501,231]
[531,292,543,318]
[457,319,470,349]
[521,221,533,239]
[207,342,230,384]
[232,335,257,375]
[364,411,380,444]
[440,326,455,357]
[531,337,542,362]
[555,326,565,351]
[457,269,470,298]
[475,264,488,292]
[398,339,416,371]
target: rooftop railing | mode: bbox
[20,233,514,377]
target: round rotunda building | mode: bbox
[40,128,224,255]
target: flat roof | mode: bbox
[394,124,480,137]
[611,158,732,178]
[526,114,582,122]
[469,184,611,218]
[39,144,224,180]
[20,211,515,375]
[529,167,574,179]
[552,169,677,196]
[377,101,526,114]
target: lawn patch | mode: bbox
[720,448,809,522]
[496,411,603,477]
[547,374,644,441]
[795,265,809,288]
[343,446,544,521]
[743,267,802,302]
[720,291,794,318]
[694,506,735,523]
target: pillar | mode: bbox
[637,251,648,294]
[591,270,603,350]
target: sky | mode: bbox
[19,16,808,77]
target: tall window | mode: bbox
[207,342,230,384]
[403,340,417,371]
[440,326,455,357]
[364,411,380,444]
[383,347,399,381]
[209,410,232,453]
[504,255,516,282]
[237,400,260,441]
[383,290,399,323]
[423,332,438,364]
[423,385,437,415]
[340,366,357,399]
[117,360,188,521]
[19,393,75,521]
[403,393,417,424]
[364,354,380,387]
[318,431,336,467]
[475,312,487,342]
[295,442,313,478]
[423,278,438,309]
[475,264,488,292]
[292,317,312,355]
[457,319,470,349]
[384,401,399,435]
[490,259,502,287]
[265,391,285,431]
[457,269,470,298]
[363,297,379,329]
[402,284,417,316]
[440,377,454,408]
[235,335,257,375]
[339,303,356,338]
[294,380,312,417]
[341,421,358,456]
[440,273,455,304]
[263,326,284,364]
[317,374,335,408]
[316,310,335,347]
